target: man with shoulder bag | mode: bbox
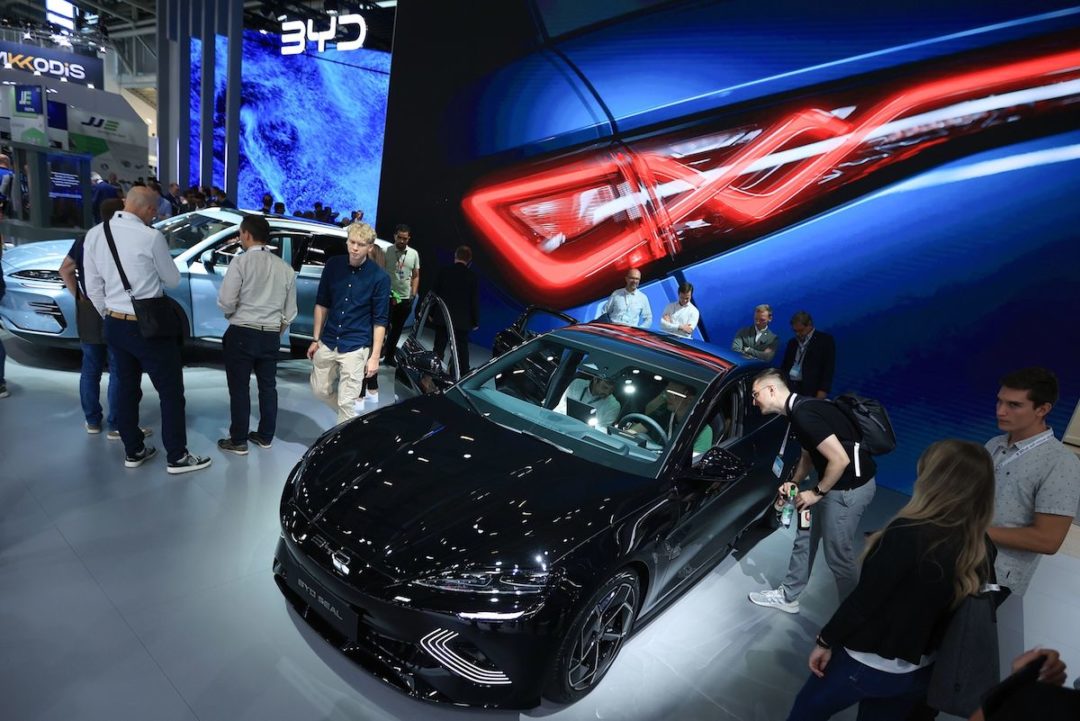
[747,368,878,613]
[59,198,151,439]
[83,187,211,474]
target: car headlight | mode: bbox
[415,568,551,594]
[11,269,64,283]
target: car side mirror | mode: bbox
[693,447,750,482]
[200,249,216,272]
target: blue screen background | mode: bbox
[237,32,389,220]
[190,30,390,223]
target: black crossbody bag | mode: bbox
[102,220,185,340]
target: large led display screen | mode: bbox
[378,0,1080,494]
[190,29,389,221]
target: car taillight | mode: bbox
[462,48,1080,305]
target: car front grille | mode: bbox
[28,300,67,329]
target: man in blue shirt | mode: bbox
[602,267,653,328]
[307,222,390,424]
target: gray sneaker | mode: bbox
[167,453,212,475]
[85,422,103,434]
[217,438,249,456]
[0,383,9,398]
[124,445,158,469]
[247,432,273,449]
[748,588,800,614]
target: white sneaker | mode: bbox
[365,391,379,405]
[748,588,800,614]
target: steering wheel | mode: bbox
[617,412,669,446]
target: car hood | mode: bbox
[290,395,664,581]
[2,240,76,273]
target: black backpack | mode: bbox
[831,393,897,456]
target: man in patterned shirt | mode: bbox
[986,367,1080,671]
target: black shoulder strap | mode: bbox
[101,220,134,295]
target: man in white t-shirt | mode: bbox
[659,282,699,338]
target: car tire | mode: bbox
[543,569,640,704]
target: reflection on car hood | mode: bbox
[292,395,663,581]
[2,240,77,273]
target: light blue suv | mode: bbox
[0,209,388,353]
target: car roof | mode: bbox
[551,322,757,380]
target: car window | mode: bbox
[211,234,284,269]
[158,213,238,257]
[299,234,347,268]
[451,335,708,476]
[520,307,577,338]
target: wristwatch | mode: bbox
[812,485,828,496]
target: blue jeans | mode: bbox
[222,325,280,441]
[0,282,6,384]
[80,342,126,429]
[104,316,188,462]
[786,647,932,721]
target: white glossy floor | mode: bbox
[1,329,1078,721]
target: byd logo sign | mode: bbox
[0,50,87,80]
[280,14,367,56]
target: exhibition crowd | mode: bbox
[1,185,1078,720]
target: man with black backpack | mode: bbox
[747,368,879,614]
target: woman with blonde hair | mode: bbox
[786,439,996,721]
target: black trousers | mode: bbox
[383,298,413,364]
[223,325,280,441]
[434,325,471,374]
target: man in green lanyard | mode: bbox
[381,224,420,367]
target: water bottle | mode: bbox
[781,487,797,527]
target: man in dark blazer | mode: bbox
[781,311,835,399]
[433,245,479,373]
[732,303,780,361]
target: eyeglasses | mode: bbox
[751,385,774,400]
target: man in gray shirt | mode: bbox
[216,216,297,454]
[986,367,1080,669]
[83,187,211,474]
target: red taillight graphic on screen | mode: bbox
[462,50,1080,305]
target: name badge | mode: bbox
[789,362,803,381]
[772,455,784,478]
[396,270,407,280]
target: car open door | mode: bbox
[394,291,460,398]
[491,305,578,358]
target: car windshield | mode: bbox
[448,334,712,476]
[155,212,237,257]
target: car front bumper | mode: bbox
[272,534,563,708]
[0,276,77,344]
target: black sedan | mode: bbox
[273,322,799,708]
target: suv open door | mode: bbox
[394,291,460,398]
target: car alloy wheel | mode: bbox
[545,570,639,702]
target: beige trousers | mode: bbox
[310,342,370,424]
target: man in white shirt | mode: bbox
[83,187,211,474]
[556,373,621,428]
[603,267,652,328]
[659,282,699,338]
[216,216,298,455]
